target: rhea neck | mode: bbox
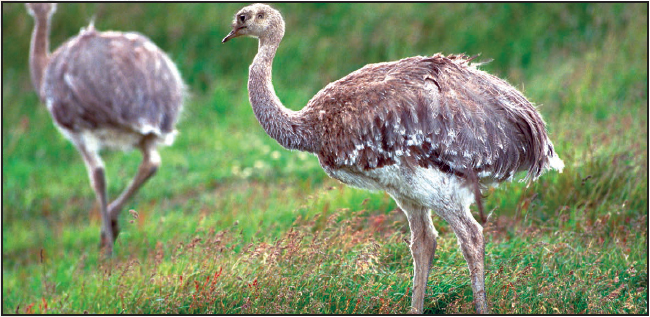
[248,30,316,153]
[29,14,52,101]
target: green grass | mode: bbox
[2,3,647,314]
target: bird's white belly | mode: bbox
[81,128,144,152]
[324,163,475,214]
[54,124,143,153]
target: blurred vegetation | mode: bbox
[2,3,647,314]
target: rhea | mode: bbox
[26,3,185,256]
[223,3,563,314]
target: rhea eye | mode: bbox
[257,13,264,19]
[239,14,246,23]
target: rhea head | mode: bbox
[25,2,57,19]
[222,3,285,44]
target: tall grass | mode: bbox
[2,3,647,314]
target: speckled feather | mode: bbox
[301,53,559,182]
[43,27,184,140]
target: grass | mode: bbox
[2,2,648,314]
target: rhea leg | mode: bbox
[73,139,113,255]
[106,135,161,240]
[438,205,488,314]
[395,198,438,314]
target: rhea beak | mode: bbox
[222,30,236,43]
[222,27,243,43]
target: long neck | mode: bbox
[29,15,51,100]
[248,36,315,153]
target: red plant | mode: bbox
[24,303,35,314]
[40,298,48,313]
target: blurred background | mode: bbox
[2,3,647,314]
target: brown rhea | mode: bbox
[26,3,185,256]
[223,3,564,314]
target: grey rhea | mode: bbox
[26,3,185,256]
[223,3,564,314]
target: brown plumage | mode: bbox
[304,54,558,182]
[223,3,563,314]
[45,30,182,136]
[26,3,185,256]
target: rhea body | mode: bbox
[223,4,563,314]
[26,3,185,256]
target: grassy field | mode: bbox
[2,3,647,314]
